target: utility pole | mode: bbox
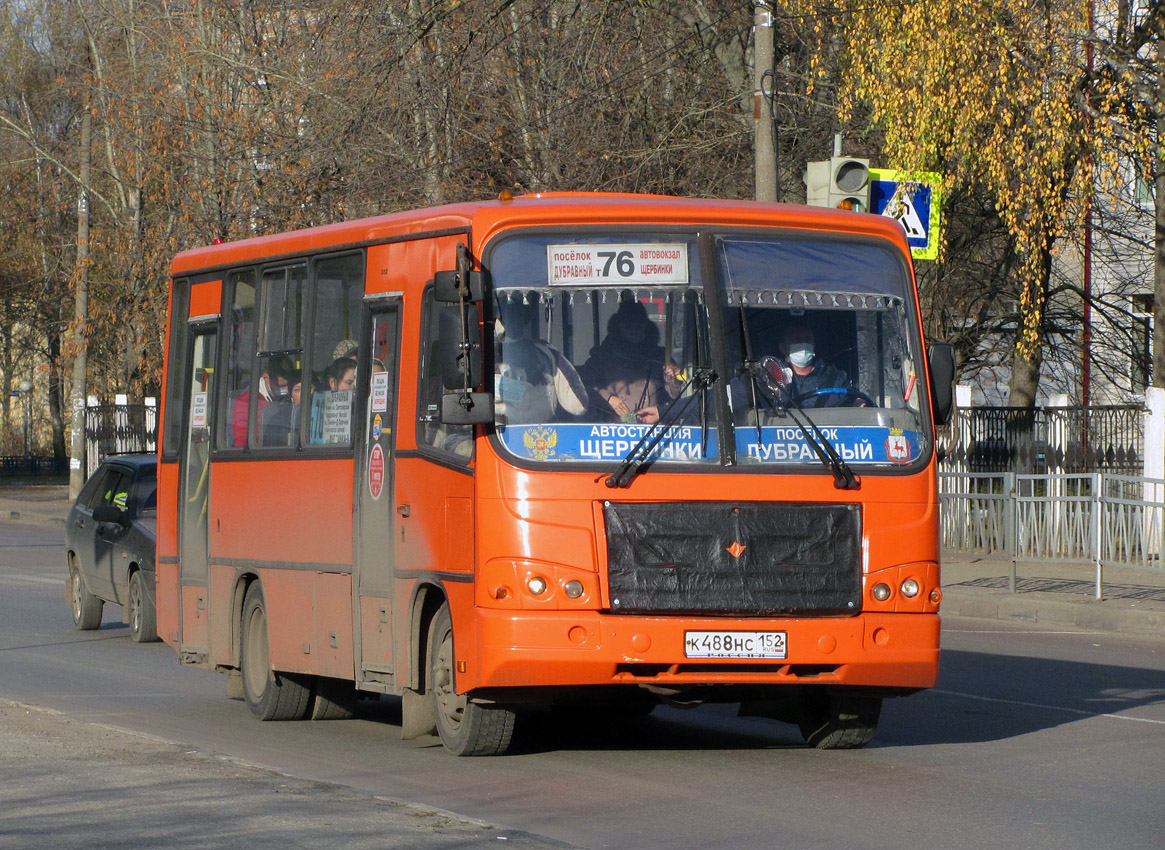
[69,106,91,499]
[753,2,777,202]
[1153,31,1165,392]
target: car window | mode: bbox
[137,470,158,515]
[77,470,106,509]
[94,470,133,510]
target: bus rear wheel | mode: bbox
[798,690,882,749]
[429,603,515,756]
[240,583,311,721]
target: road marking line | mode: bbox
[0,576,63,585]
[944,629,1111,636]
[932,688,1165,725]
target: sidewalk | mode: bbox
[0,483,70,527]
[941,553,1165,635]
[3,482,1162,637]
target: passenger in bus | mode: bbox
[258,377,302,447]
[494,309,587,425]
[309,357,358,444]
[231,355,296,447]
[328,356,357,391]
[579,298,680,422]
[333,338,358,361]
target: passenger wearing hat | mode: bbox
[578,297,680,423]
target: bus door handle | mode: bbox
[397,504,411,517]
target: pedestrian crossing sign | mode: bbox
[869,169,942,261]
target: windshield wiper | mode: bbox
[747,357,861,491]
[603,367,718,489]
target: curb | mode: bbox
[940,588,1165,635]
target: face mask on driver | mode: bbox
[787,344,815,369]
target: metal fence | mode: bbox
[941,404,1146,474]
[0,455,68,477]
[84,402,157,478]
[940,471,1165,597]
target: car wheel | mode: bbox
[239,583,311,721]
[69,562,103,631]
[429,603,516,756]
[127,570,159,643]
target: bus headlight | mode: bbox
[900,579,920,598]
[527,576,548,596]
[564,580,584,599]
[871,583,892,602]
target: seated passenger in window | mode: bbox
[259,377,301,447]
[233,355,296,447]
[309,356,357,444]
[579,297,680,422]
[494,307,587,425]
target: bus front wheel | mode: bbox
[798,690,882,749]
[240,583,311,721]
[428,603,516,756]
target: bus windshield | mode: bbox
[487,229,930,472]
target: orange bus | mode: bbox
[157,193,954,755]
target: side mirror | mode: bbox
[927,343,956,426]
[441,391,494,425]
[93,505,127,525]
[438,306,482,390]
[434,269,487,303]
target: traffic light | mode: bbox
[805,157,871,212]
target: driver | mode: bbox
[777,320,864,408]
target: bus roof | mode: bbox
[169,192,913,277]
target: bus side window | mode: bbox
[304,254,363,448]
[418,290,472,459]
[220,270,257,450]
[255,264,306,448]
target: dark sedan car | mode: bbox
[64,453,159,642]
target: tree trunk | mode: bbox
[47,317,66,461]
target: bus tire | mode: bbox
[240,583,311,721]
[798,690,882,750]
[127,570,159,643]
[69,562,104,631]
[429,603,515,756]
[309,677,359,720]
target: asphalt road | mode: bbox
[3,518,1164,850]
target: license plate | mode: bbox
[684,630,787,659]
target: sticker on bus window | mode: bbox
[547,244,689,285]
[190,392,208,428]
[368,443,385,499]
[371,371,390,412]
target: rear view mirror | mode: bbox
[93,505,127,525]
[434,269,486,303]
[438,306,483,390]
[441,391,494,425]
[927,343,956,425]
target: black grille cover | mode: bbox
[603,501,862,615]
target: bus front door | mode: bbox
[177,328,216,659]
[354,302,401,688]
